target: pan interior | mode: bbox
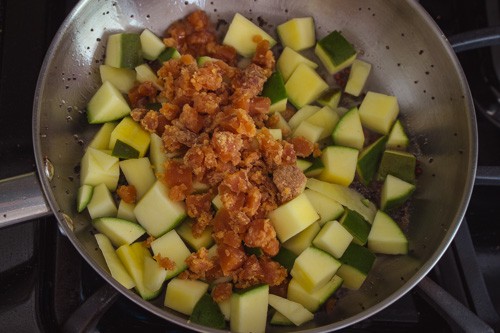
[33,0,476,331]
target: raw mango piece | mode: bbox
[135,63,162,90]
[109,117,151,158]
[313,220,353,259]
[291,247,341,292]
[356,135,388,185]
[86,183,117,219]
[368,210,408,254]
[92,217,145,247]
[88,122,118,150]
[87,81,131,124]
[150,229,191,279]
[337,243,376,290]
[340,208,371,246]
[80,147,120,191]
[285,63,329,108]
[94,233,135,289]
[134,181,187,237]
[157,47,181,62]
[282,222,321,256]
[306,178,377,223]
[268,192,319,242]
[292,121,323,143]
[149,132,168,175]
[176,220,214,251]
[277,17,316,51]
[287,275,343,312]
[303,158,324,178]
[296,159,313,172]
[143,255,167,293]
[269,111,292,137]
[119,157,156,200]
[332,107,365,150]
[319,145,359,187]
[344,59,372,97]
[377,150,417,183]
[105,33,142,68]
[315,30,357,74]
[230,284,269,333]
[387,120,410,150]
[268,294,314,326]
[304,189,344,226]
[380,174,416,211]
[272,246,298,272]
[140,29,166,60]
[223,13,276,57]
[117,200,136,222]
[262,71,287,113]
[190,294,226,329]
[112,140,140,159]
[77,184,93,213]
[277,46,318,81]
[288,105,320,130]
[305,105,340,140]
[270,311,294,326]
[358,91,399,134]
[164,278,209,315]
[99,65,136,94]
[317,88,342,109]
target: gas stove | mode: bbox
[0,0,499,332]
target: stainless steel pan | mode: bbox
[0,0,478,331]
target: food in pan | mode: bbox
[77,9,417,332]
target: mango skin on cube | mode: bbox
[109,117,151,158]
[358,91,399,134]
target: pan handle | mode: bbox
[448,26,500,52]
[0,172,51,228]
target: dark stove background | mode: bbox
[0,0,499,332]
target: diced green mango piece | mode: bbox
[164,278,209,315]
[112,140,140,159]
[368,210,408,255]
[134,181,187,237]
[268,294,314,326]
[223,13,276,57]
[337,243,376,290]
[109,117,150,158]
[277,17,316,51]
[339,208,371,246]
[99,65,136,94]
[149,132,168,175]
[268,192,319,242]
[313,220,353,258]
[86,183,117,219]
[377,150,416,183]
[119,157,156,200]
[270,311,294,326]
[332,107,365,150]
[304,158,324,178]
[315,30,357,74]
[176,220,214,251]
[140,29,166,61]
[344,59,372,97]
[356,135,388,185]
[105,33,142,69]
[285,63,329,108]
[277,46,318,82]
[296,159,312,171]
[87,81,131,124]
[94,233,135,289]
[230,284,269,333]
[290,247,341,292]
[306,178,377,223]
[117,200,136,222]
[287,275,343,312]
[319,145,359,187]
[88,122,118,150]
[157,47,181,63]
[317,88,342,109]
[305,105,340,140]
[304,189,344,226]
[386,120,410,150]
[262,71,287,113]
[190,294,226,329]
[381,174,416,211]
[92,216,145,247]
[150,229,191,280]
[292,121,323,143]
[288,105,320,130]
[80,147,120,191]
[358,91,399,134]
[282,222,321,256]
[77,184,93,213]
